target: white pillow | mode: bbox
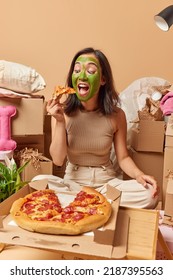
[0,60,46,94]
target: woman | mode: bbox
[0,47,159,260]
[47,47,159,209]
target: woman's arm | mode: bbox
[46,99,67,166]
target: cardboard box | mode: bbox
[123,148,164,202]
[164,179,173,217]
[0,97,44,135]
[20,158,53,182]
[162,147,173,208]
[130,120,165,152]
[0,180,126,260]
[13,134,45,154]
[165,136,173,147]
[165,114,173,147]
[165,114,173,136]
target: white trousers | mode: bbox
[33,162,158,209]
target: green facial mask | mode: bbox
[72,56,102,102]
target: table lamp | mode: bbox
[154,5,173,31]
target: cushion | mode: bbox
[0,60,46,94]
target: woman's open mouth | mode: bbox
[77,83,90,96]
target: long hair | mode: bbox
[64,47,120,115]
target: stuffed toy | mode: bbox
[0,105,17,152]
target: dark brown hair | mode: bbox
[64,47,120,115]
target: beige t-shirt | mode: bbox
[66,109,115,166]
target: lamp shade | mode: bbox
[154,5,173,31]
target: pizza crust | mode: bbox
[10,187,112,235]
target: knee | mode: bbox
[142,186,159,209]
[119,182,159,209]
[144,196,158,209]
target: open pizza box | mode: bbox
[0,179,129,259]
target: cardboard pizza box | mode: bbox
[0,180,128,260]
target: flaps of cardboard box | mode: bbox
[93,184,121,243]
[0,181,127,259]
[112,210,129,259]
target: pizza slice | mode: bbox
[13,189,62,222]
[52,85,75,100]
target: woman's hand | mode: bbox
[46,99,65,123]
[136,174,159,198]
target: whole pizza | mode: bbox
[10,187,112,235]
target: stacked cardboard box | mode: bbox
[0,97,53,181]
[124,120,165,204]
[163,114,173,212]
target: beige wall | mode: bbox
[1,0,173,100]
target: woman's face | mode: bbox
[72,54,104,102]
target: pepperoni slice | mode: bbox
[73,212,85,221]
[24,209,35,215]
[63,206,74,214]
[88,207,97,215]
[22,202,35,210]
